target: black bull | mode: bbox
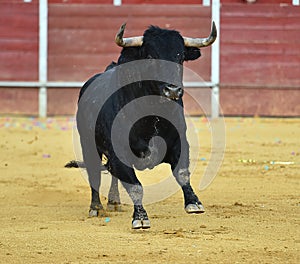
[69,23,217,229]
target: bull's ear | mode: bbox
[184,47,201,61]
[118,47,142,64]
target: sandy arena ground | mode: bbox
[0,116,299,263]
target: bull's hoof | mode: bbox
[185,203,205,214]
[89,203,104,217]
[107,202,122,212]
[132,219,151,229]
[89,209,99,217]
[89,208,107,217]
[132,205,150,229]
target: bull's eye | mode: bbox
[176,53,184,63]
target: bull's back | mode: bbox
[78,61,117,101]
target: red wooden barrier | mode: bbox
[0,2,38,81]
[220,3,300,116]
[0,2,299,116]
[221,4,300,87]
[48,4,212,82]
[46,4,212,115]
[0,1,38,115]
[221,0,291,3]
[48,0,203,4]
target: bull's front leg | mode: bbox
[108,156,150,229]
[169,138,205,214]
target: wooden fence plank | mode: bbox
[0,2,38,82]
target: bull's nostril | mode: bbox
[166,84,178,89]
[163,88,172,98]
[163,85,183,100]
[165,85,182,93]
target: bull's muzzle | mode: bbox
[163,84,183,100]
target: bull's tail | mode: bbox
[64,160,108,171]
[65,160,86,168]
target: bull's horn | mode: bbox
[115,23,143,47]
[183,21,217,48]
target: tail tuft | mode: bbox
[64,160,108,171]
[64,160,86,168]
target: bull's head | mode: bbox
[115,22,217,100]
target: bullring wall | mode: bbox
[0,0,299,116]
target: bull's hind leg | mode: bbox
[107,175,121,211]
[80,137,104,217]
[90,186,103,217]
[109,158,150,229]
[88,164,104,217]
